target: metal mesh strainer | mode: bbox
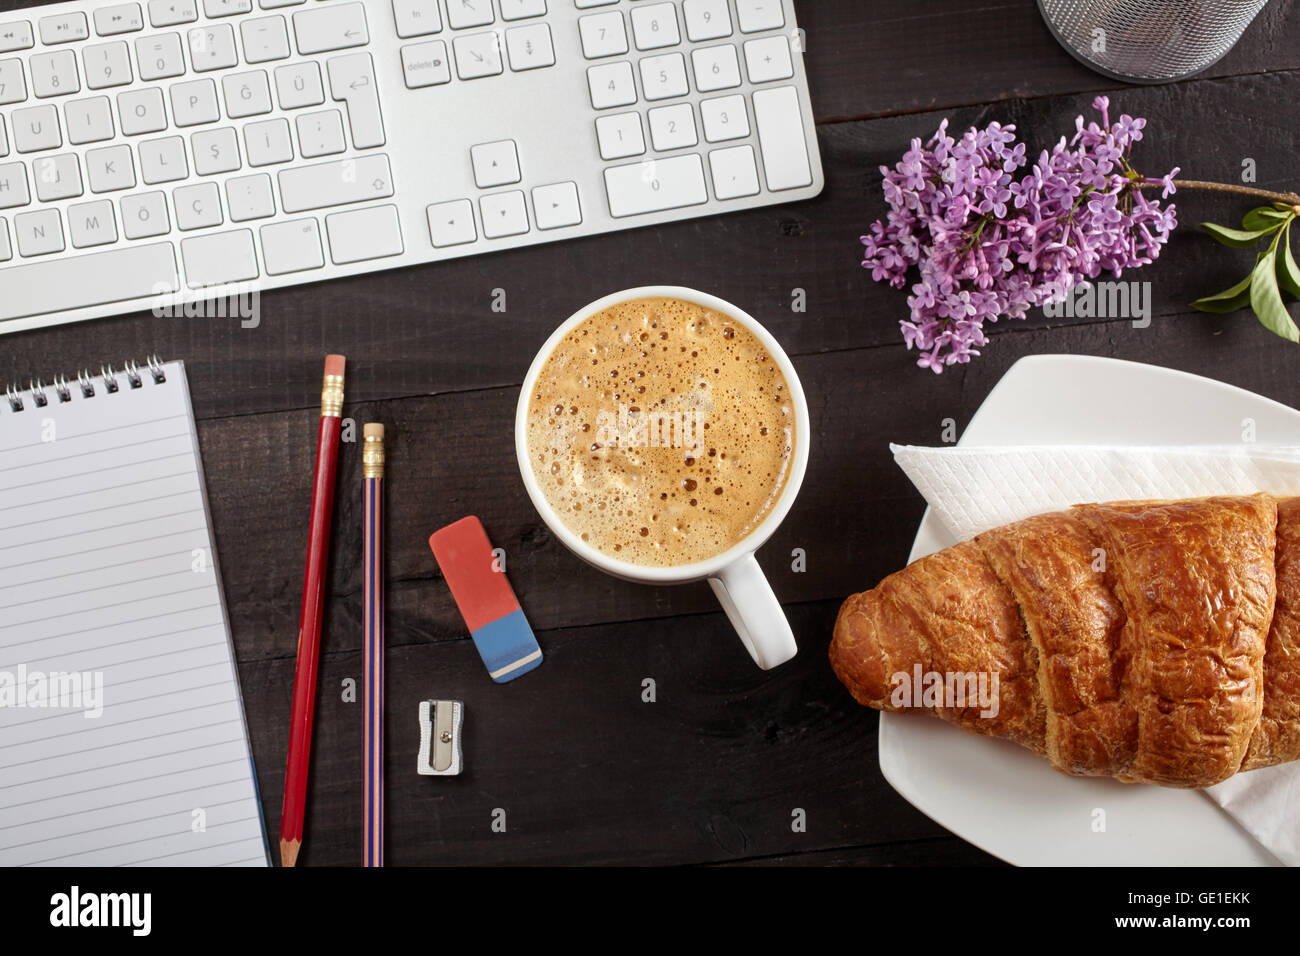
[1037,0,1270,83]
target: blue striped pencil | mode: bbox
[362,423,385,867]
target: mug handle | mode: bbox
[707,554,798,670]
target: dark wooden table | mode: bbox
[5,0,1299,866]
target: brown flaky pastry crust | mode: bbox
[830,494,1300,789]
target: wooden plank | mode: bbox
[6,72,1299,414]
[242,600,978,866]
[720,838,1002,866]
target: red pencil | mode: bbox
[280,354,345,867]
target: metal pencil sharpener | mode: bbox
[417,700,464,776]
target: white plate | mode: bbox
[879,354,1295,866]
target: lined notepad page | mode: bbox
[0,362,269,866]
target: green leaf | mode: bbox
[1242,206,1292,232]
[1279,222,1300,299]
[1191,274,1253,314]
[1250,247,1300,342]
[1201,221,1277,248]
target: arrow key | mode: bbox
[470,139,519,188]
[532,181,581,230]
[426,199,476,248]
[479,190,528,239]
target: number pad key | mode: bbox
[579,12,626,59]
[736,0,784,33]
[586,61,636,109]
[692,45,740,92]
[594,111,643,160]
[630,3,680,51]
[743,35,793,83]
[648,103,696,151]
[31,51,80,98]
[700,94,749,142]
[683,0,731,41]
[709,144,759,199]
[638,53,688,101]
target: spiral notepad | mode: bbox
[0,359,269,866]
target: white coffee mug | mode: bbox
[514,287,810,669]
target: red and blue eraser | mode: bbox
[429,516,542,683]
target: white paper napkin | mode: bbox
[890,442,1300,866]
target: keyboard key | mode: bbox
[181,229,258,287]
[744,36,793,83]
[0,118,6,156]
[84,41,133,90]
[648,103,697,151]
[226,172,275,220]
[426,199,475,247]
[39,14,89,46]
[480,190,528,238]
[471,139,519,188]
[192,127,241,174]
[603,154,707,217]
[500,0,546,21]
[147,0,198,27]
[639,53,688,100]
[296,109,346,157]
[293,3,368,55]
[575,0,618,6]
[33,154,83,201]
[187,25,238,72]
[709,144,759,199]
[506,23,553,71]
[136,34,185,80]
[223,71,273,118]
[392,0,441,39]
[171,78,219,126]
[586,61,635,109]
[0,22,34,53]
[683,0,731,42]
[203,0,253,18]
[401,40,451,88]
[139,135,188,183]
[0,162,29,207]
[261,217,323,274]
[736,0,784,33]
[0,221,9,260]
[752,85,811,189]
[274,62,324,108]
[121,190,170,238]
[69,199,118,248]
[241,16,291,63]
[278,154,392,212]
[244,117,293,165]
[579,12,626,59]
[445,0,494,30]
[0,59,25,104]
[117,88,168,134]
[95,5,145,36]
[65,96,115,144]
[325,204,402,263]
[31,51,80,98]
[692,44,740,92]
[595,111,644,160]
[86,143,136,191]
[452,32,503,78]
[259,0,305,9]
[532,181,581,230]
[15,208,64,256]
[174,181,223,229]
[12,105,61,152]
[0,242,179,321]
[631,3,680,51]
[327,53,384,148]
[700,93,749,142]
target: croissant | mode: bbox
[829,494,1300,788]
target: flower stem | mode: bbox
[1138,178,1300,210]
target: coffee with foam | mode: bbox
[524,296,795,567]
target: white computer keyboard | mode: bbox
[0,0,823,332]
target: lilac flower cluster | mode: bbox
[861,97,1179,372]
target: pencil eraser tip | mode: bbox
[324,354,346,376]
[364,422,384,440]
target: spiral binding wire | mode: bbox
[3,355,167,413]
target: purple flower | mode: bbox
[860,101,1178,372]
